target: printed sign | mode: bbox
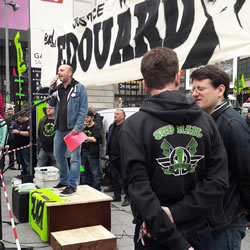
[41,0,250,88]
[29,189,63,242]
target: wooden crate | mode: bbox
[47,185,112,242]
[50,225,117,250]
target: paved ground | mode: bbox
[1,166,249,250]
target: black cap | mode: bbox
[87,110,94,117]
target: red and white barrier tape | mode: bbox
[3,143,32,156]
[0,170,21,250]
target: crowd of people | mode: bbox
[0,47,249,249]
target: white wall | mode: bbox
[30,0,73,68]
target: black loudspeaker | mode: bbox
[15,175,33,183]
[12,188,30,223]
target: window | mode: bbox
[240,57,250,79]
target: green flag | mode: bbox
[14,32,27,76]
[239,74,245,92]
[233,76,238,93]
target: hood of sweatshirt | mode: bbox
[140,90,202,125]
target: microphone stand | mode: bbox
[0,94,55,128]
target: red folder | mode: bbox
[64,132,87,152]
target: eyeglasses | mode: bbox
[46,107,54,110]
[191,87,208,94]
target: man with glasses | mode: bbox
[37,104,56,167]
[191,65,249,250]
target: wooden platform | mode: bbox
[51,225,117,250]
[47,185,112,242]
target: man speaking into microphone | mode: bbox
[48,64,88,196]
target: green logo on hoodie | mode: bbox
[157,138,204,176]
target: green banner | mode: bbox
[14,32,27,76]
[29,189,63,242]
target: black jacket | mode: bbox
[120,90,228,250]
[208,100,250,230]
[106,122,123,160]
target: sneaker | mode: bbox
[60,186,76,196]
[53,183,66,189]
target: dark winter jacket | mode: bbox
[106,122,123,160]
[209,99,250,229]
[94,113,103,129]
[120,90,228,250]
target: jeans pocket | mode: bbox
[182,222,212,250]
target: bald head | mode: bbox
[58,64,73,85]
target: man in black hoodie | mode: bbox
[120,47,229,250]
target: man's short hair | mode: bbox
[190,65,230,98]
[88,106,97,115]
[140,47,179,89]
[116,109,126,119]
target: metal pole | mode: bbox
[5,0,10,103]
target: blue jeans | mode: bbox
[208,216,247,250]
[37,148,56,167]
[16,148,30,175]
[54,130,81,190]
[80,151,101,191]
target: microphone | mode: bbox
[50,75,59,90]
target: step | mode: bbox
[50,225,117,250]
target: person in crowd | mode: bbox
[80,110,102,191]
[106,109,129,207]
[191,65,250,250]
[118,97,123,108]
[88,106,103,130]
[88,106,104,184]
[0,93,4,118]
[246,107,250,128]
[2,107,17,170]
[120,47,229,249]
[49,64,88,196]
[0,114,7,172]
[11,113,30,176]
[37,104,56,167]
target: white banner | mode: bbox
[41,0,250,88]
